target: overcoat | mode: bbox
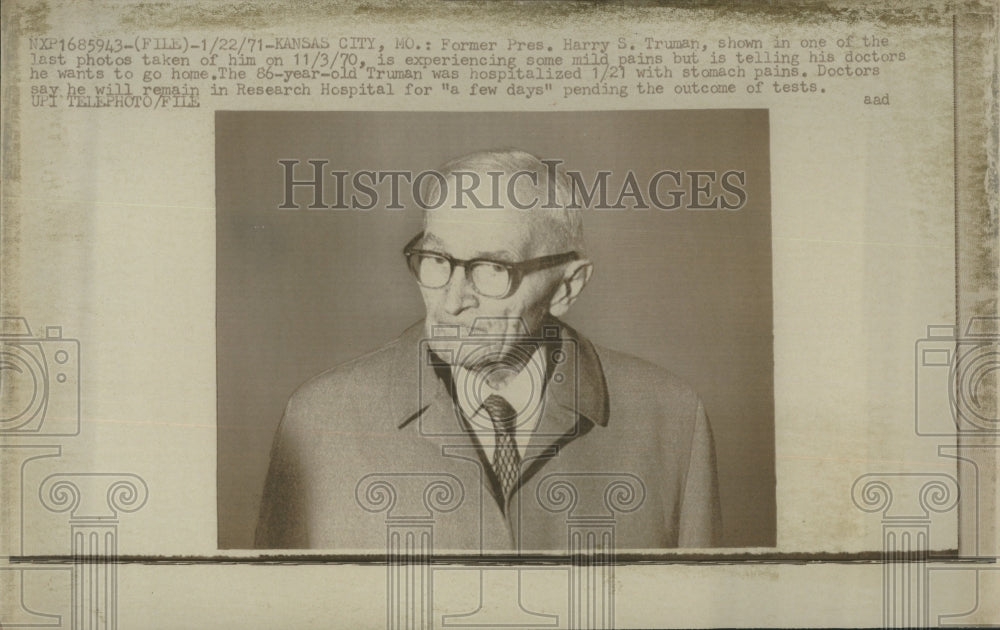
[255,319,721,551]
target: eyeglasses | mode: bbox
[403,232,580,299]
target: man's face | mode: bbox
[419,190,563,370]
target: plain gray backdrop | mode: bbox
[216,110,775,549]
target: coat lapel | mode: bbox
[519,318,609,487]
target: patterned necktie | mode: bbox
[482,394,520,498]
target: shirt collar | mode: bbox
[453,346,547,430]
[389,317,610,432]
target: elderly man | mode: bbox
[255,149,721,551]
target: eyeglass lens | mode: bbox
[414,253,510,297]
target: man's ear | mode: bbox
[548,259,593,318]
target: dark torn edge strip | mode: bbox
[10,549,998,566]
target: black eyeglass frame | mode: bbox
[403,232,580,299]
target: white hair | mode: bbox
[420,148,585,254]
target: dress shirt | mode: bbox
[453,347,547,461]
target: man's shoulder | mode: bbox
[284,323,420,419]
[589,340,701,411]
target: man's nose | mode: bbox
[441,264,478,315]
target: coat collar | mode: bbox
[388,317,609,439]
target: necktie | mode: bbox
[482,394,520,498]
